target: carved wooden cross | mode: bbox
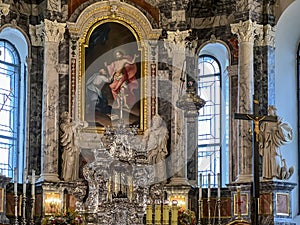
[234,98,277,225]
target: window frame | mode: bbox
[0,39,22,177]
[0,28,28,182]
[197,54,222,187]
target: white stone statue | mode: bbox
[60,111,87,181]
[142,114,169,182]
[259,106,294,180]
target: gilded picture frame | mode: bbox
[233,192,248,216]
[81,20,145,132]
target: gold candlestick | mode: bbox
[171,200,178,225]
[128,175,133,202]
[155,202,161,225]
[163,201,170,225]
[146,204,152,225]
[208,173,211,225]
[198,173,202,225]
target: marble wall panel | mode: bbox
[29,47,44,175]
[254,45,275,115]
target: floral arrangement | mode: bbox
[42,210,83,225]
[178,208,196,225]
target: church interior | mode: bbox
[0,0,300,224]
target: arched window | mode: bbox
[0,40,20,177]
[0,28,28,181]
[198,43,229,187]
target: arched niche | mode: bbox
[67,1,161,134]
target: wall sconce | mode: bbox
[44,192,62,215]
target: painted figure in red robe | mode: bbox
[105,50,139,108]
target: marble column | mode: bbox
[230,20,262,183]
[165,30,190,185]
[40,19,66,182]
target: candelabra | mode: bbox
[13,194,18,225]
[21,194,27,225]
[197,173,202,225]
[29,195,35,225]
[217,173,221,225]
[217,197,221,225]
[207,197,211,225]
[197,198,203,225]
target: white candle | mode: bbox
[208,173,211,199]
[217,173,221,198]
[14,167,17,195]
[199,173,202,200]
[31,169,35,197]
[23,168,27,195]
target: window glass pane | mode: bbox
[198,55,221,187]
[0,40,20,177]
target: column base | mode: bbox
[227,180,297,225]
[235,174,253,183]
[165,177,191,209]
[168,176,191,186]
[38,173,60,182]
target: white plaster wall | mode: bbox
[275,0,300,220]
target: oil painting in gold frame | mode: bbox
[82,21,144,131]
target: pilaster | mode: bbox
[254,24,276,115]
[227,65,238,183]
